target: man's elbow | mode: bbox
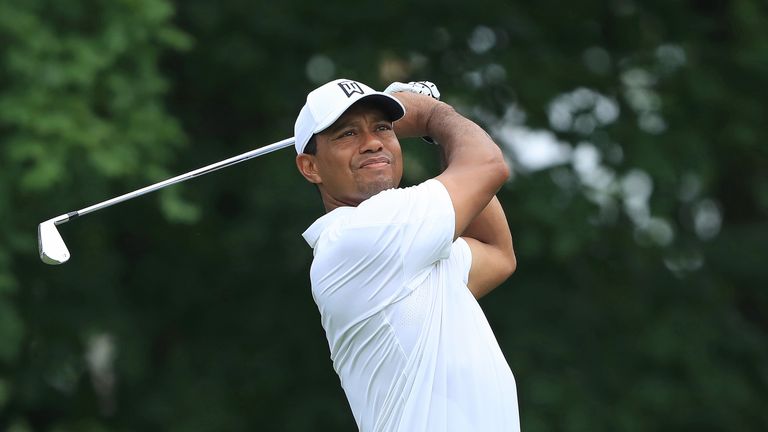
[488,151,510,189]
[503,251,517,280]
[495,250,517,285]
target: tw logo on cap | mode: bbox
[338,81,365,97]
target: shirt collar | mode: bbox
[302,206,354,249]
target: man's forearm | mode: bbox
[438,140,512,256]
[461,197,514,257]
[393,95,506,182]
[426,106,511,251]
[393,92,509,241]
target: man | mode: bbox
[294,79,519,431]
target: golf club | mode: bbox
[38,137,295,265]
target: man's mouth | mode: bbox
[359,157,390,168]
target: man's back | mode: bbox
[303,180,519,432]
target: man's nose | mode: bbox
[359,132,383,153]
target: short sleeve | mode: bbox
[343,179,455,281]
[306,179,456,323]
[453,237,473,285]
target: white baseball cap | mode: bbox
[294,79,406,154]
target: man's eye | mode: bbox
[377,124,393,131]
[337,130,355,139]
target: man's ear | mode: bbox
[296,154,322,184]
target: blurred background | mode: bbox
[2,0,767,430]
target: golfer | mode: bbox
[295,79,519,431]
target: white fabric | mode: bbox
[302,179,520,432]
[294,79,405,154]
[383,81,441,101]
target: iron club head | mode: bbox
[38,215,71,265]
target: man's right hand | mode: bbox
[389,91,446,140]
[385,81,441,144]
[384,81,441,100]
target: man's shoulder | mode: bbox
[302,206,353,249]
[303,179,451,250]
[358,179,447,212]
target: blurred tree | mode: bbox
[2,0,767,431]
[0,0,190,429]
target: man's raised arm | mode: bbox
[393,92,515,298]
[392,93,509,239]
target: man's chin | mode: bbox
[359,179,397,200]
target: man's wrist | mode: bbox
[424,101,455,144]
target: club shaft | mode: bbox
[59,137,295,224]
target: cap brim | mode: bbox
[313,93,405,135]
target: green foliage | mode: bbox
[0,0,190,429]
[2,0,767,430]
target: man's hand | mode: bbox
[388,91,447,140]
[384,81,441,100]
[385,81,441,144]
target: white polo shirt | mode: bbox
[302,179,519,432]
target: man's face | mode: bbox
[303,101,403,208]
